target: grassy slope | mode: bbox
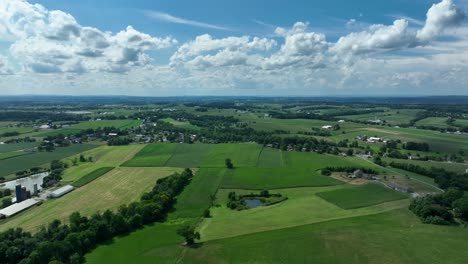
[199,186,408,241]
[316,183,408,209]
[184,209,468,264]
[0,167,182,232]
[0,144,98,178]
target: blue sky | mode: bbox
[1,0,468,96]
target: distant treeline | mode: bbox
[0,169,193,264]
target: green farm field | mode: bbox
[122,144,177,167]
[383,157,468,174]
[415,117,450,128]
[61,144,144,182]
[316,183,409,209]
[0,144,98,179]
[201,143,263,168]
[0,167,182,232]
[71,167,114,187]
[199,186,409,241]
[184,209,468,264]
[0,142,38,153]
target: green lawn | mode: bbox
[122,144,177,167]
[201,143,263,168]
[416,117,450,128]
[71,167,114,187]
[185,209,468,264]
[0,144,99,179]
[316,183,409,209]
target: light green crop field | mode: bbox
[0,142,38,153]
[337,109,422,125]
[165,144,214,168]
[453,119,468,127]
[0,144,99,179]
[0,151,29,160]
[185,209,468,264]
[283,151,382,172]
[159,118,201,131]
[221,167,343,189]
[37,128,82,137]
[72,119,143,130]
[256,147,284,167]
[122,144,177,167]
[202,143,263,168]
[61,144,144,182]
[416,117,450,128]
[316,183,409,209]
[0,167,182,233]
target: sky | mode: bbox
[0,0,467,96]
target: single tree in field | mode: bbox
[225,158,234,169]
[177,225,200,246]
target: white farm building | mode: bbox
[0,199,40,218]
[47,185,74,198]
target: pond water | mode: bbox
[244,199,263,208]
[0,172,49,192]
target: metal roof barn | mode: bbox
[0,199,39,218]
[47,185,74,198]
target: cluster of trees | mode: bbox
[225,159,234,169]
[42,160,68,188]
[227,190,286,210]
[107,136,132,146]
[0,131,20,137]
[0,189,13,209]
[257,136,342,155]
[389,162,468,191]
[15,167,47,179]
[403,142,430,152]
[3,137,36,144]
[0,112,88,122]
[321,167,378,176]
[410,188,468,225]
[0,169,193,264]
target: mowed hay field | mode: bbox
[0,167,182,232]
[122,144,177,167]
[61,144,145,182]
[316,183,409,209]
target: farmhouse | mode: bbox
[0,199,40,218]
[321,125,334,130]
[367,137,384,143]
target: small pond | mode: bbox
[0,172,49,192]
[244,199,263,208]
